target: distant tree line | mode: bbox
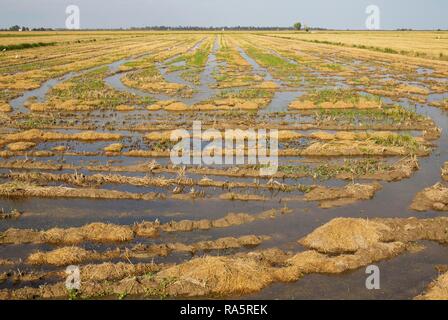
[0,25,328,32]
[0,25,54,31]
[129,26,323,31]
[3,24,443,32]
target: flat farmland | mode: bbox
[0,31,448,300]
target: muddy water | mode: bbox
[244,85,448,299]
[2,100,448,300]
[1,37,448,300]
[8,42,177,114]
[177,37,222,105]
[246,241,448,300]
[9,72,78,114]
[10,52,154,114]
[258,47,350,113]
[236,47,294,113]
[105,37,217,105]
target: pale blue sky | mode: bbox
[0,0,446,29]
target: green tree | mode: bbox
[293,22,302,31]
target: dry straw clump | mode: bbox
[27,247,95,266]
[24,235,269,266]
[411,183,448,211]
[0,209,283,245]
[115,105,135,112]
[303,183,382,209]
[42,223,134,244]
[299,218,390,254]
[156,255,274,296]
[0,181,161,201]
[416,272,448,300]
[104,143,123,153]
[5,217,448,299]
[0,102,12,113]
[2,129,121,143]
[0,223,134,244]
[6,142,36,151]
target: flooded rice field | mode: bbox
[0,32,448,300]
